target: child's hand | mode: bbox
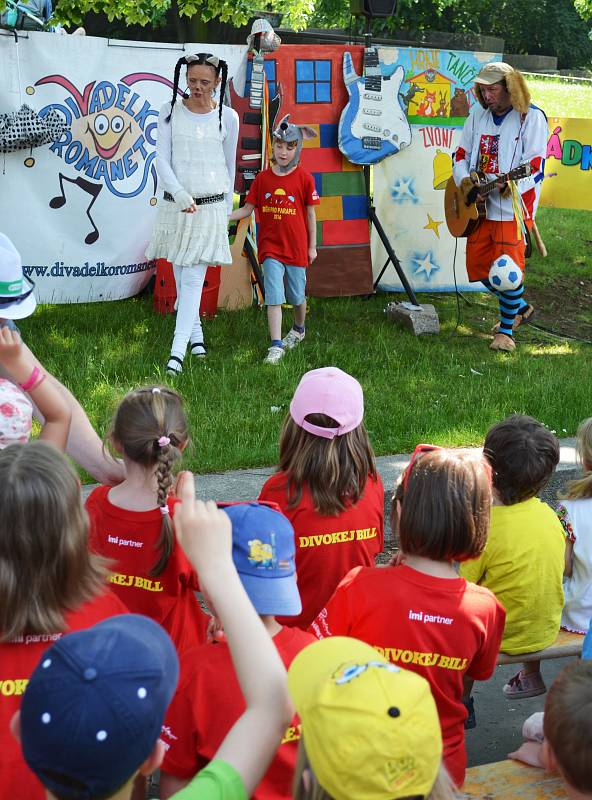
[174,471,233,575]
[387,551,406,567]
[0,327,27,370]
[308,247,317,265]
[508,742,545,768]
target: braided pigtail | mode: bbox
[152,439,177,576]
[108,386,189,577]
[165,56,187,123]
[218,59,228,131]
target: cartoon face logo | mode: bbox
[84,111,134,160]
[333,661,400,685]
[30,72,178,244]
[247,539,274,567]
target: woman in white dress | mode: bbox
[146,53,239,374]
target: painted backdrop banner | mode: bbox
[0,32,246,302]
[370,46,502,292]
[540,117,592,212]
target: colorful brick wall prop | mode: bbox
[540,118,592,212]
[246,44,374,297]
[370,46,502,293]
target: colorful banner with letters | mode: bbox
[0,32,246,302]
[540,117,592,212]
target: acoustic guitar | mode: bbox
[444,164,532,237]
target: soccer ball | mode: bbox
[488,254,523,292]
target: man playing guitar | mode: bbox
[452,63,547,351]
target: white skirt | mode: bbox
[146,198,232,268]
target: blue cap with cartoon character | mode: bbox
[222,502,302,616]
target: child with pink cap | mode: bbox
[259,366,384,630]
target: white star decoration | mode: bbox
[390,177,418,204]
[412,253,440,280]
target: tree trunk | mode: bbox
[170,0,186,42]
[187,14,210,43]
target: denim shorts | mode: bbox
[263,258,307,306]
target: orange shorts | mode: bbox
[466,218,532,283]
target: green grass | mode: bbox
[19,81,592,479]
[18,205,591,480]
[528,76,592,117]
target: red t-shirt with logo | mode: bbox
[86,486,209,653]
[258,473,384,630]
[0,589,128,800]
[161,626,315,799]
[309,565,505,787]
[245,165,320,267]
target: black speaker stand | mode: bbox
[361,26,418,304]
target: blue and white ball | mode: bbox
[488,254,523,292]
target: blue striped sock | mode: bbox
[483,280,524,337]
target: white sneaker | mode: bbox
[166,355,183,376]
[282,328,305,350]
[190,341,207,358]
[264,345,285,365]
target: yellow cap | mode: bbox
[288,637,443,800]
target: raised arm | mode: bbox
[0,338,123,483]
[173,473,293,797]
[0,328,71,451]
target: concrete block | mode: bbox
[385,301,440,335]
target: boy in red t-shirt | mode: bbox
[160,501,314,800]
[229,114,320,365]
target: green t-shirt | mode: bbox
[171,760,248,800]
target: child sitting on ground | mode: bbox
[0,441,127,800]
[309,447,506,788]
[229,115,319,365]
[160,502,315,799]
[460,415,565,709]
[259,367,384,630]
[86,386,210,652]
[508,659,592,799]
[556,417,592,635]
[14,476,293,800]
[289,636,457,799]
[0,327,71,451]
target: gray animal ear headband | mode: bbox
[185,53,220,68]
[272,114,318,173]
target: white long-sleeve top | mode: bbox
[155,101,239,216]
[452,104,547,222]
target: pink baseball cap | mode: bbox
[290,367,364,439]
[0,378,33,448]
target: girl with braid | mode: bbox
[86,386,210,653]
[146,54,239,374]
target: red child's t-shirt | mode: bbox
[309,564,506,787]
[86,486,209,652]
[0,589,128,800]
[258,473,384,629]
[161,626,315,799]
[245,165,320,267]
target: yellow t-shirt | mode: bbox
[460,497,565,655]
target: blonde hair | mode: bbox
[293,741,458,800]
[277,413,377,516]
[560,418,592,500]
[0,441,109,641]
[108,386,189,576]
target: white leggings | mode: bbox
[171,262,207,359]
